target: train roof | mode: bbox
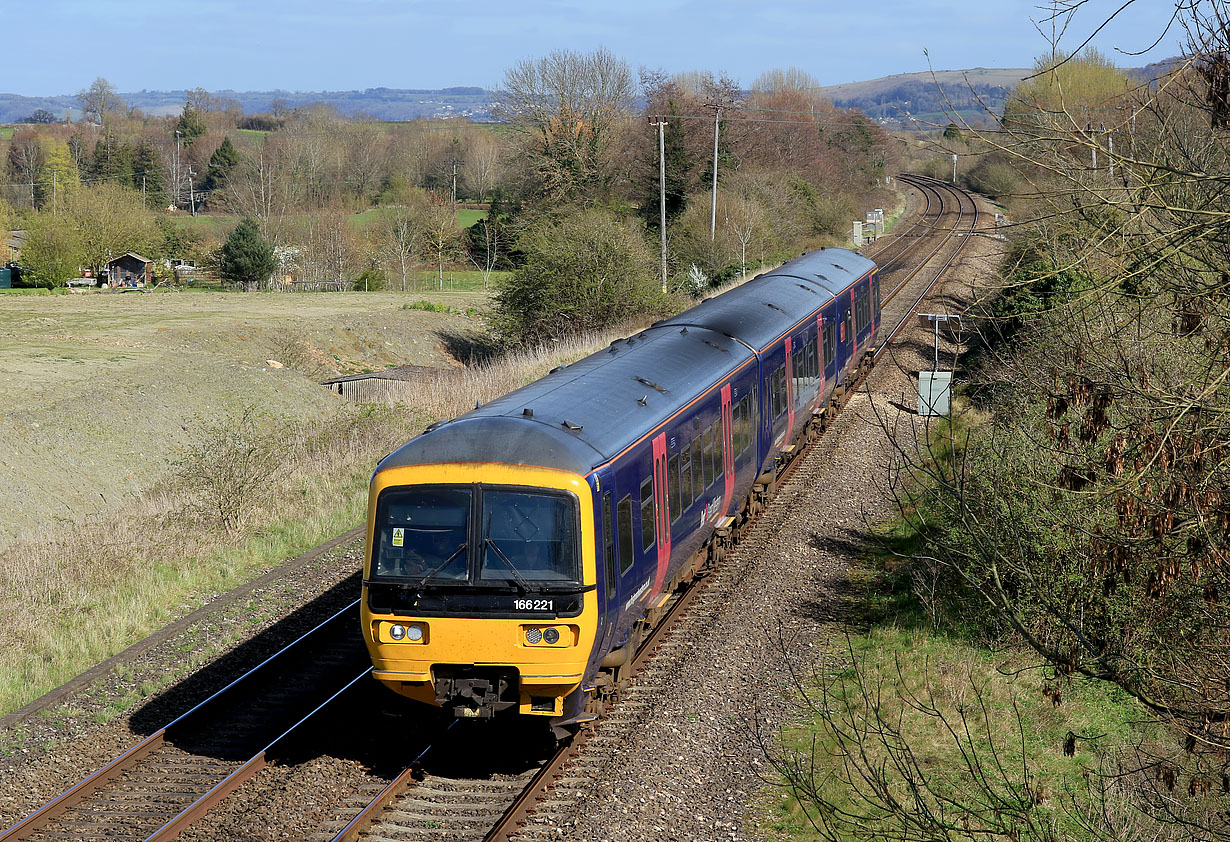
[377,248,875,477]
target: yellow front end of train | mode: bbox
[361,462,598,720]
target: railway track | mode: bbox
[317,175,982,842]
[0,604,370,842]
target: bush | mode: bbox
[492,207,674,344]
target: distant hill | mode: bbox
[819,68,1033,128]
[0,87,494,123]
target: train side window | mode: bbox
[824,323,836,366]
[842,307,851,343]
[617,494,634,574]
[856,292,869,333]
[712,420,724,482]
[740,395,751,452]
[639,476,655,552]
[690,437,702,498]
[732,400,742,456]
[872,275,880,312]
[702,426,715,488]
[603,493,615,596]
[668,453,681,521]
[679,442,693,509]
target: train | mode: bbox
[361,247,881,737]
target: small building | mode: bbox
[322,365,458,404]
[106,253,153,287]
[5,230,27,263]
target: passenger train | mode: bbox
[361,248,880,736]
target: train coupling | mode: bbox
[433,665,519,720]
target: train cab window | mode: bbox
[842,307,851,344]
[372,486,471,580]
[824,323,836,367]
[479,490,579,585]
[708,427,718,486]
[603,493,615,596]
[712,420,724,482]
[679,445,693,509]
[617,494,634,574]
[668,454,681,521]
[639,477,655,552]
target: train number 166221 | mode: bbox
[513,598,553,611]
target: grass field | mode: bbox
[0,127,13,140]
[176,206,486,241]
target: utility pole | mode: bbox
[52,171,56,215]
[174,130,182,209]
[1108,134,1115,179]
[707,104,721,240]
[652,119,668,292]
[452,161,458,211]
[188,169,196,217]
[952,153,957,184]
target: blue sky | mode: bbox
[6,0,1185,95]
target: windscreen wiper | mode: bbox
[409,542,467,591]
[483,538,535,593]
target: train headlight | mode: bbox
[543,627,560,645]
[406,624,424,642]
[526,627,542,644]
[389,624,406,641]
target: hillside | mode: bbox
[819,67,1033,127]
[0,87,493,123]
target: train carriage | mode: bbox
[362,248,879,736]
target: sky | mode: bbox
[4,0,1188,96]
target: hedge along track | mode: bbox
[325,177,980,842]
[0,603,371,842]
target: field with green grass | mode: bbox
[177,207,487,243]
[0,127,13,140]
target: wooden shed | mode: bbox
[106,253,153,287]
[323,365,459,405]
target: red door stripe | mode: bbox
[720,384,734,518]
[784,336,795,441]
[649,433,670,601]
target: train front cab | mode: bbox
[361,462,599,726]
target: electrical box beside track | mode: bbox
[918,370,952,416]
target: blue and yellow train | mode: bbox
[362,248,880,736]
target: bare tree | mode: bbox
[77,77,122,127]
[468,217,502,289]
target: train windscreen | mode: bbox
[371,485,580,588]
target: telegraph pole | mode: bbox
[188,169,196,217]
[174,130,182,209]
[652,119,668,292]
[707,104,721,240]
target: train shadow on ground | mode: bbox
[127,571,365,737]
[793,529,890,631]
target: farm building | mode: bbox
[323,365,458,404]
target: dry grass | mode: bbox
[0,323,648,717]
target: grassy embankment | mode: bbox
[764,406,1152,841]
[0,285,651,719]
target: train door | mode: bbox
[840,301,853,374]
[649,433,671,599]
[720,384,734,516]
[598,488,618,655]
[784,336,796,440]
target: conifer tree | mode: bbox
[201,136,238,194]
[219,216,276,289]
